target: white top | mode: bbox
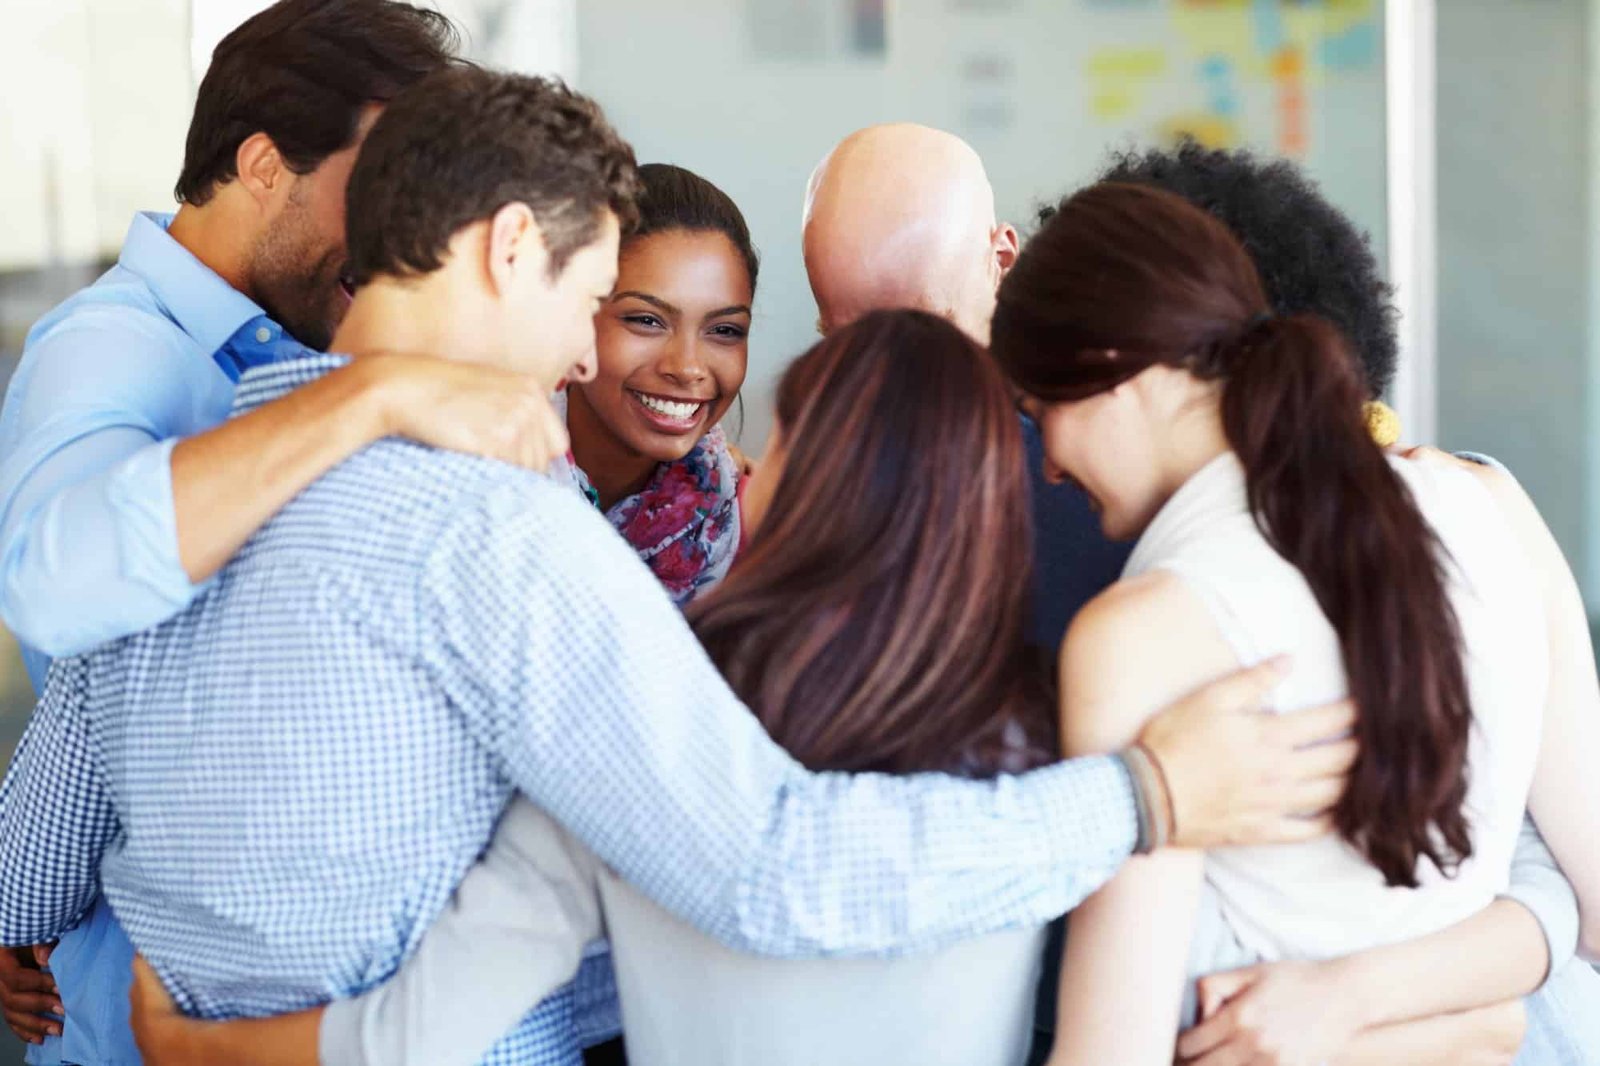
[322,795,1047,1066]
[1125,453,1548,961]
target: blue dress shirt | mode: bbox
[0,211,305,1065]
[0,354,1140,1065]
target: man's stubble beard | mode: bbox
[246,192,345,352]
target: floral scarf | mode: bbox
[551,390,742,607]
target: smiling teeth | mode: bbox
[634,392,703,420]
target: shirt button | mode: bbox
[255,326,272,344]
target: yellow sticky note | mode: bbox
[1088,48,1168,80]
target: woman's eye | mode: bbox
[709,323,748,340]
[622,313,664,329]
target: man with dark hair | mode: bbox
[0,67,1363,1066]
[172,0,464,350]
[0,3,570,1062]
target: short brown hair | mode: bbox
[177,0,459,206]
[345,66,640,287]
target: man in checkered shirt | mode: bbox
[0,66,1353,1066]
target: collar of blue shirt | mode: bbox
[233,353,352,418]
[118,212,291,367]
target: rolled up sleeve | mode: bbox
[0,318,219,676]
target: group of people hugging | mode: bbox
[0,2,1597,1065]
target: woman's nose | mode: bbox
[657,335,709,387]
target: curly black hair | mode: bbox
[1061,141,1398,399]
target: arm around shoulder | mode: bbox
[1049,572,1232,1066]
[423,488,1142,959]
[1464,462,1600,960]
[319,798,604,1066]
[0,317,210,657]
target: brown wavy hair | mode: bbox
[991,183,1472,887]
[688,310,1056,777]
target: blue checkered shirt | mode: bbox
[0,354,1139,1064]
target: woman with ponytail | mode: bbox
[992,182,1600,1065]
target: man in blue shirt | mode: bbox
[0,66,1359,1066]
[0,3,574,1062]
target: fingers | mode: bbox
[1187,1042,1259,1066]
[1257,812,1337,845]
[32,944,53,968]
[4,999,61,1042]
[1178,970,1267,1063]
[3,966,57,998]
[0,945,62,1043]
[1266,699,1356,748]
[1180,1004,1236,1059]
[1280,737,1358,781]
[4,988,63,1015]
[1188,657,1292,714]
[507,390,568,473]
[1200,967,1257,1019]
[1402,445,1474,472]
[1283,775,1342,817]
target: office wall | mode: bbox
[1436,0,1593,592]
[578,0,1388,448]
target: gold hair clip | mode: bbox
[1364,400,1401,448]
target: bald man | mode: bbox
[802,124,1132,648]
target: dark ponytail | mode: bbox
[1216,314,1471,886]
[992,183,1472,887]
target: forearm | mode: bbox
[1049,852,1204,1066]
[0,363,391,657]
[1504,815,1579,983]
[461,504,1142,960]
[1472,462,1600,960]
[0,435,193,658]
[1329,899,1547,1031]
[140,1008,319,1066]
[1336,1002,1526,1066]
[171,360,392,581]
[318,799,604,1066]
[731,755,1139,956]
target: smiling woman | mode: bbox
[559,163,758,605]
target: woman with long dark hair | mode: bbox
[989,182,1600,1065]
[691,309,1055,778]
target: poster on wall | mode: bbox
[1081,0,1381,159]
[749,0,888,60]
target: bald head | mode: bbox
[802,124,1018,343]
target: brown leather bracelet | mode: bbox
[1130,740,1177,848]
